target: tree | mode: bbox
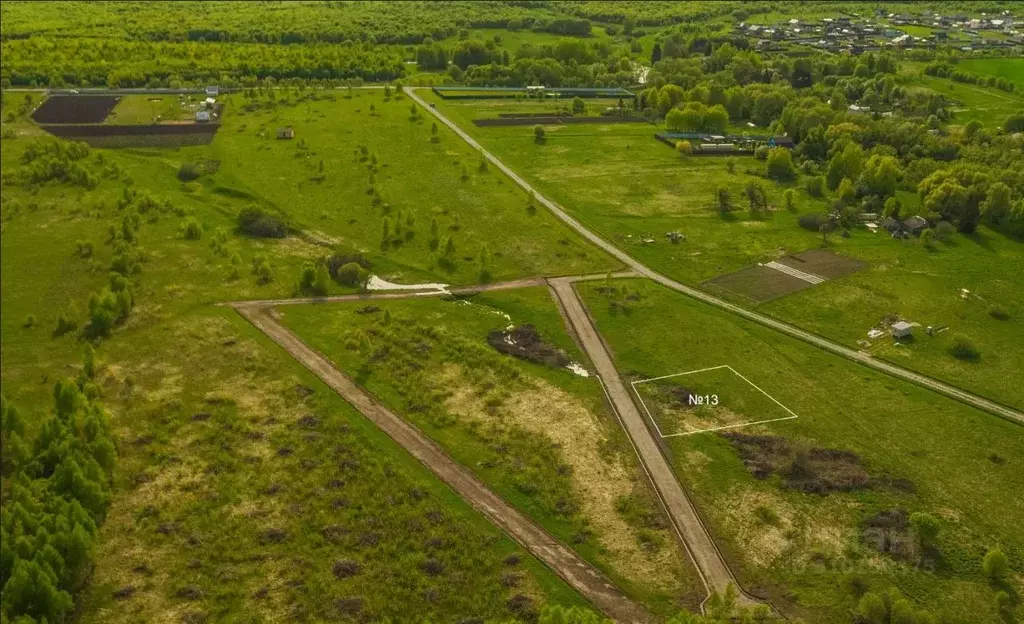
[805,175,824,197]
[765,147,795,180]
[651,42,662,65]
[784,189,796,211]
[983,548,1009,580]
[430,122,439,143]
[335,262,369,288]
[964,119,983,139]
[182,218,203,240]
[1002,113,1024,133]
[826,142,865,191]
[313,264,330,295]
[920,227,935,248]
[572,97,585,114]
[298,264,316,291]
[715,187,733,213]
[534,124,546,143]
[676,140,692,155]
[745,180,768,213]
[883,196,902,219]
[859,154,902,199]
[982,182,1012,224]
[837,177,856,206]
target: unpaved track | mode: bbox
[232,305,654,623]
[547,278,763,610]
[226,272,639,309]
[407,87,1023,425]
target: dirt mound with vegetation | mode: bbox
[487,324,570,368]
[721,432,871,494]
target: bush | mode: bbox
[948,335,980,361]
[176,162,201,182]
[798,213,829,231]
[237,206,287,238]
[765,147,795,180]
[988,305,1009,320]
[675,140,692,155]
[534,125,545,143]
[182,218,203,240]
[805,175,824,197]
[983,548,1009,580]
[336,262,370,288]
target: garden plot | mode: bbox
[704,249,864,304]
[631,365,797,437]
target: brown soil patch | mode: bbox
[487,324,570,368]
[721,433,872,494]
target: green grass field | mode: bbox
[280,287,705,614]
[580,279,1024,624]
[208,88,617,285]
[104,95,193,124]
[71,306,587,622]
[956,58,1024,90]
[425,91,1024,408]
[909,74,1024,127]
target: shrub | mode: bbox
[983,548,1009,580]
[336,262,370,288]
[237,206,287,238]
[988,305,1009,321]
[726,159,736,173]
[798,213,829,231]
[910,512,940,551]
[75,240,93,258]
[754,145,769,161]
[805,175,824,197]
[715,187,733,213]
[534,125,545,142]
[182,218,203,240]
[176,162,201,182]
[784,189,797,211]
[766,147,795,180]
[948,335,980,361]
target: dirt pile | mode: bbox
[721,433,871,494]
[486,324,570,368]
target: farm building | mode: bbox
[770,136,795,148]
[206,85,219,97]
[890,321,913,338]
[276,127,295,139]
[903,215,928,235]
[195,110,211,122]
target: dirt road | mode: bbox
[407,87,1023,425]
[547,278,763,610]
[232,305,654,623]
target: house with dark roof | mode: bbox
[902,215,928,235]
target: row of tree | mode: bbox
[1,373,117,622]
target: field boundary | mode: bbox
[631,365,799,437]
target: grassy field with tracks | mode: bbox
[280,287,705,615]
[580,279,1024,624]
[426,91,1024,408]
[1,89,618,620]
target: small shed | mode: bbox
[891,321,913,338]
[195,110,211,123]
[206,85,219,97]
[276,127,295,140]
[770,136,795,148]
[902,215,928,235]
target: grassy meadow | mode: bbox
[0,88,625,620]
[280,287,705,614]
[425,91,1024,409]
[580,279,1024,624]
[104,95,194,125]
[68,304,588,622]
[956,57,1024,90]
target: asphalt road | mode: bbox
[233,304,655,623]
[406,87,1023,426]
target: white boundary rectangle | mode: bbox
[631,365,798,437]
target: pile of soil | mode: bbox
[721,432,872,494]
[487,324,570,368]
